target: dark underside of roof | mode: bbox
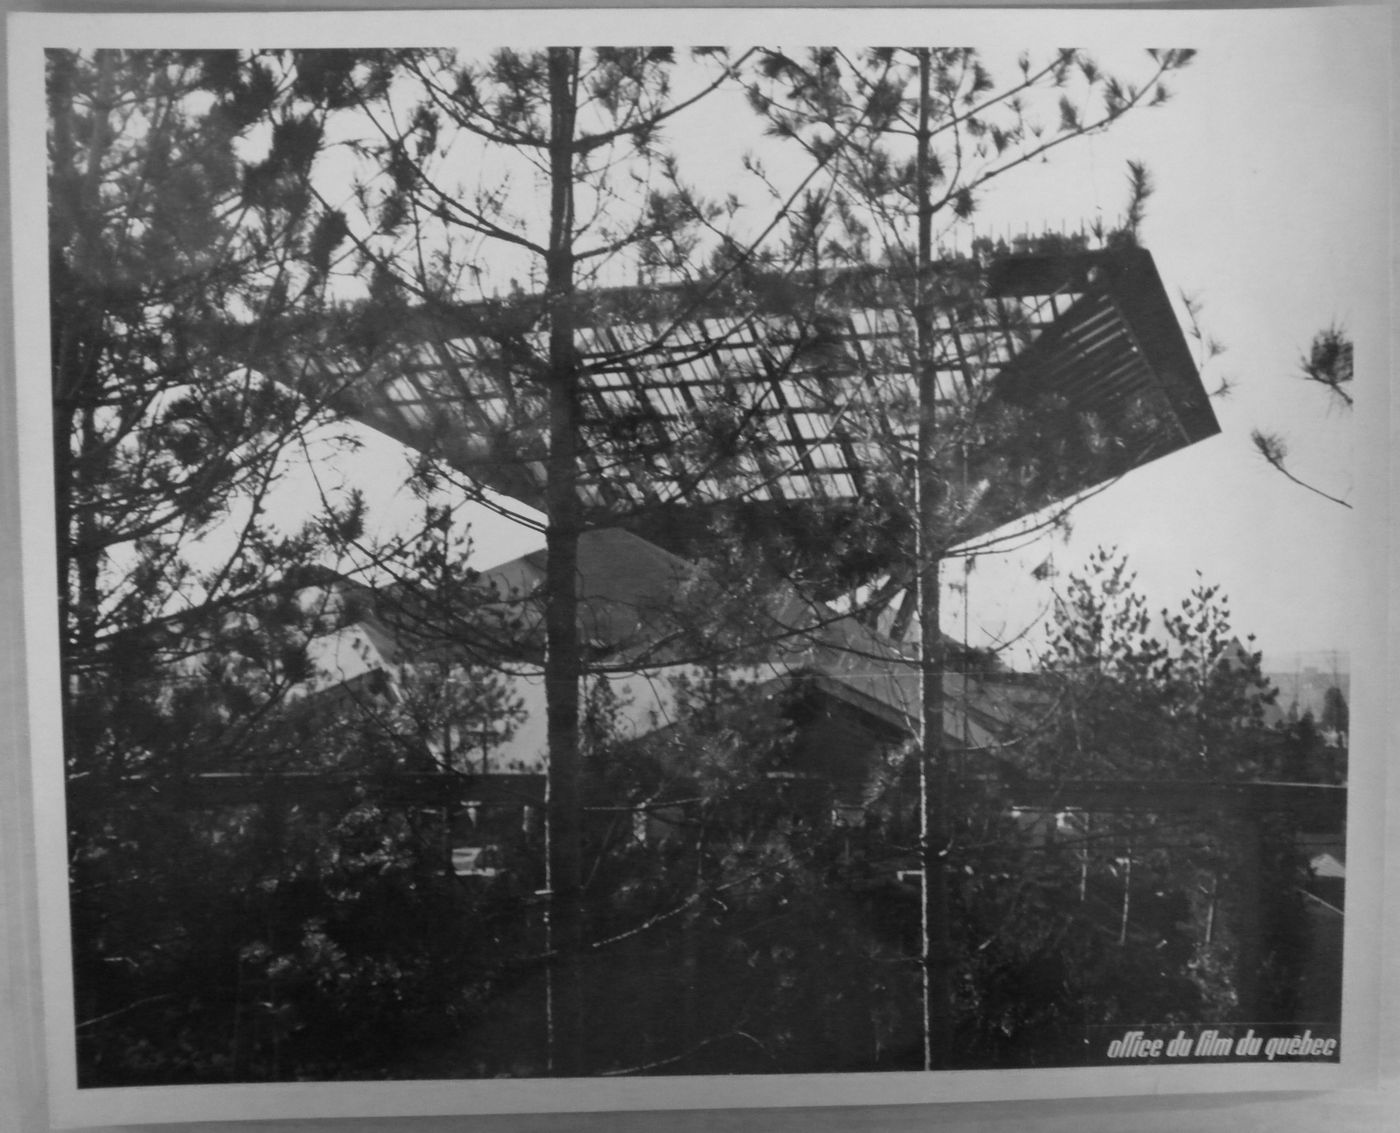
[278,246,1217,590]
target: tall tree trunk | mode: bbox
[913,47,953,1072]
[49,51,115,782]
[542,46,585,1078]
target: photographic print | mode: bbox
[8,5,1389,1126]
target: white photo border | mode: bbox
[7,7,1391,1128]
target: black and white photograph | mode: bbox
[4,5,1391,1127]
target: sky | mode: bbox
[901,12,1386,669]
[35,6,1389,674]
[977,10,1385,670]
[287,8,1385,672]
[625,19,1384,669]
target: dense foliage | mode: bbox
[50,45,1335,1084]
[49,49,522,1081]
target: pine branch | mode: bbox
[1250,429,1352,509]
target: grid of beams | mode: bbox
[303,247,1216,535]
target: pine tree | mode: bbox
[304,44,1203,1073]
[48,48,519,1081]
[738,44,1196,1068]
[55,43,1219,1078]
[991,548,1299,1050]
[1251,323,1354,507]
[271,46,874,1073]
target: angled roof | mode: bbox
[431,527,1042,767]
[293,524,1043,775]
[279,246,1217,565]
